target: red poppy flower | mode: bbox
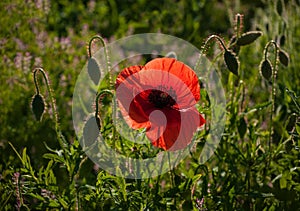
[115,58,205,151]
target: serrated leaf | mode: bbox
[31,94,45,121]
[28,193,45,201]
[43,153,64,163]
[279,177,287,189]
[83,115,100,147]
[260,59,273,80]
[88,58,101,85]
[49,200,60,208]
[224,50,239,75]
[278,49,289,67]
[236,31,263,46]
[22,147,27,165]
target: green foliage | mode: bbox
[1,0,300,210]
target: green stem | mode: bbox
[204,35,228,52]
[235,13,243,39]
[33,70,40,95]
[95,90,114,122]
[33,68,67,147]
[286,88,300,112]
[95,90,116,147]
[263,40,279,160]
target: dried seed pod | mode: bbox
[83,115,100,147]
[224,50,239,76]
[236,31,263,46]
[260,59,273,81]
[278,49,289,67]
[87,58,101,85]
[31,94,45,121]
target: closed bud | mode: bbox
[276,0,283,16]
[88,58,101,85]
[31,94,45,121]
[224,50,239,76]
[278,49,289,67]
[83,115,100,147]
[236,31,263,46]
[280,35,286,46]
[238,117,247,138]
[260,59,273,81]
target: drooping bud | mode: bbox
[87,58,101,85]
[276,0,283,16]
[31,94,45,121]
[83,115,100,147]
[224,50,239,76]
[278,49,289,67]
[236,31,263,46]
[260,59,273,81]
[238,116,247,138]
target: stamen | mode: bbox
[148,88,176,108]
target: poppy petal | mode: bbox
[146,107,205,151]
[115,58,206,151]
[116,65,144,88]
[143,58,200,103]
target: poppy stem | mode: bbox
[167,152,176,190]
[203,35,228,53]
[234,13,244,39]
[95,90,115,142]
[32,68,68,148]
[263,40,279,163]
[95,89,114,124]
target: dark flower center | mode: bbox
[148,87,176,108]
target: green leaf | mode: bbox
[279,177,287,189]
[286,113,297,131]
[28,193,45,201]
[49,200,60,208]
[58,197,68,209]
[43,153,64,163]
[22,148,28,167]
[236,31,263,46]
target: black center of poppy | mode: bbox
[148,88,176,108]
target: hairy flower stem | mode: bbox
[263,41,279,163]
[33,68,67,148]
[88,35,112,90]
[95,90,116,147]
[203,35,228,53]
[198,34,237,117]
[235,13,244,39]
